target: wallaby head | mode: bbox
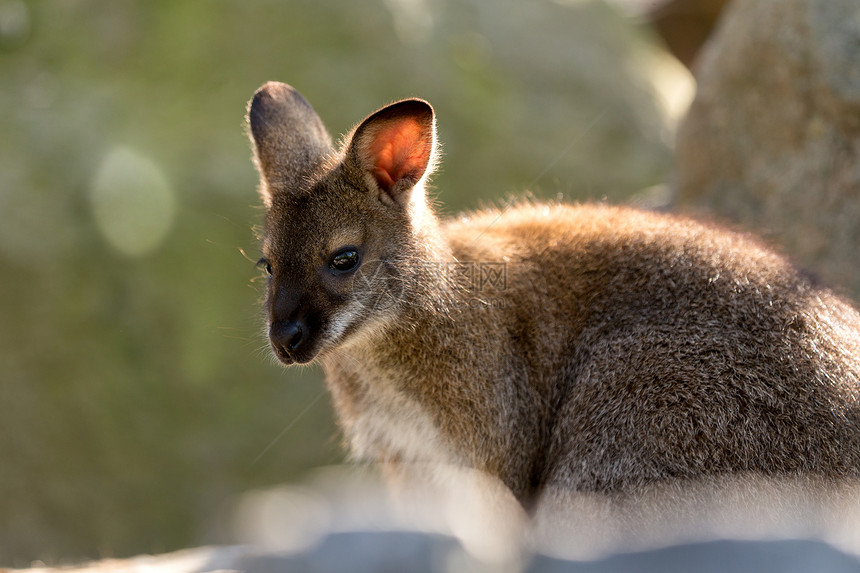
[248,82,441,364]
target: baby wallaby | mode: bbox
[246,81,860,510]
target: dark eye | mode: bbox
[329,248,361,274]
[256,258,273,276]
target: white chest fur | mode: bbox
[343,370,453,466]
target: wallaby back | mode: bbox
[246,82,860,509]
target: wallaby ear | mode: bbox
[346,99,436,205]
[247,82,333,207]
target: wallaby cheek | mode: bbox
[348,259,406,314]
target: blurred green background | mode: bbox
[0,0,688,566]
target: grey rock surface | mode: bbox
[241,537,860,573]
[674,0,860,302]
[20,537,860,573]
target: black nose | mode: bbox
[270,320,306,357]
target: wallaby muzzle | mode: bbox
[267,285,325,364]
[269,319,305,364]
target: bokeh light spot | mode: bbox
[0,0,30,48]
[90,147,176,257]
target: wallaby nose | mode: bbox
[270,320,306,357]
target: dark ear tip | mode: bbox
[397,98,433,111]
[249,82,303,117]
[376,98,435,125]
[248,81,315,140]
[252,81,299,104]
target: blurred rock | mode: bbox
[18,537,860,573]
[239,538,860,573]
[674,0,860,302]
[532,540,860,573]
[18,469,860,572]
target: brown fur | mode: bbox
[246,82,860,510]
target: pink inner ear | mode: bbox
[368,119,430,193]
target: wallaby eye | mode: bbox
[256,257,273,276]
[329,248,361,274]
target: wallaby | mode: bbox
[246,81,860,512]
